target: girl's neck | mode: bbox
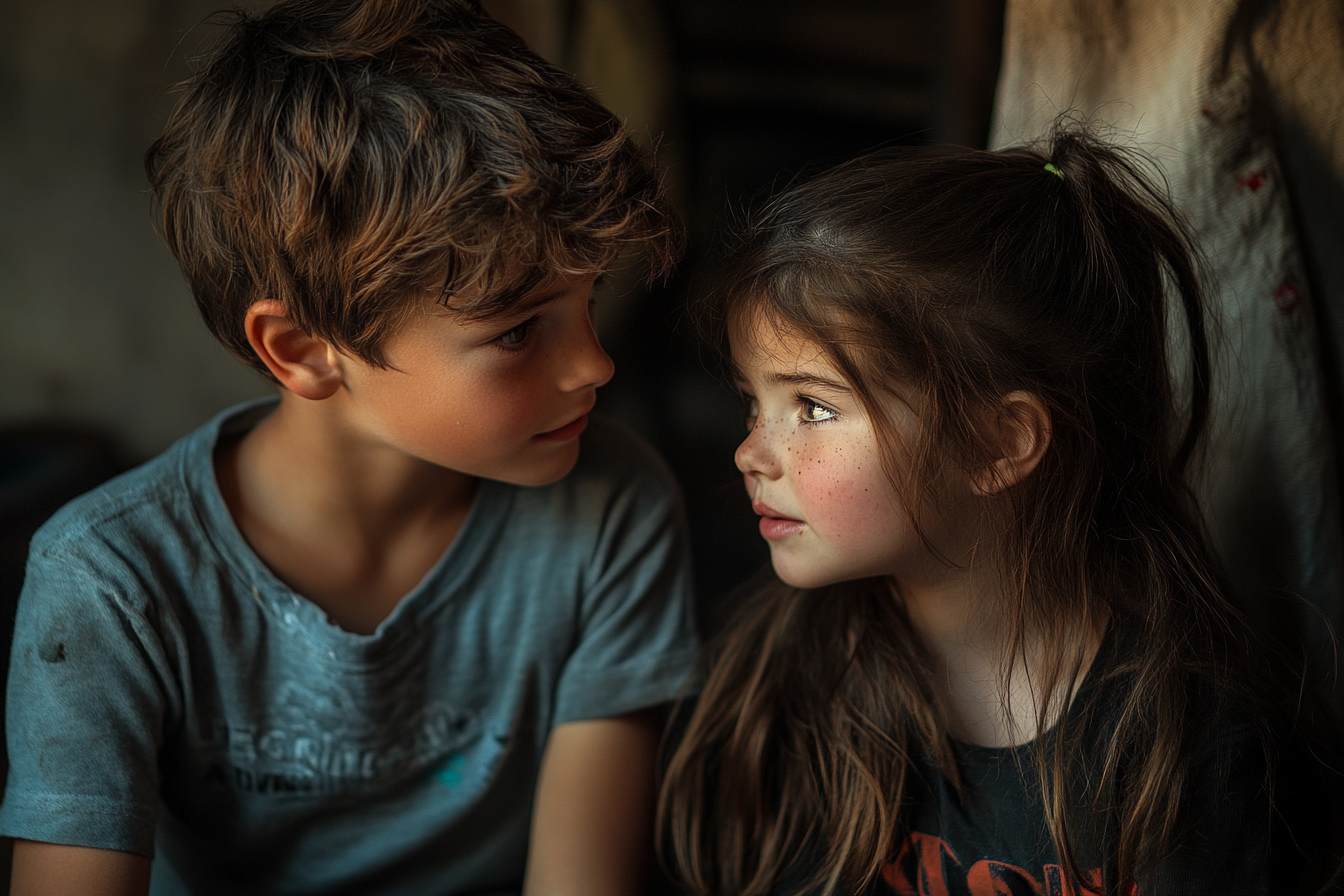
[898,567,1104,749]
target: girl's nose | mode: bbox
[735,417,780,478]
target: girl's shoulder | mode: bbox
[1080,616,1344,894]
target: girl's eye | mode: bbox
[800,398,837,424]
[495,316,537,349]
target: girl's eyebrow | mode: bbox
[767,371,851,392]
[730,366,851,393]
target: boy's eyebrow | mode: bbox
[503,271,606,317]
[458,283,570,322]
[504,287,567,317]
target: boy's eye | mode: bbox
[495,316,536,348]
[744,398,760,431]
[800,399,836,423]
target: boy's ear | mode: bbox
[971,390,1052,496]
[245,300,343,400]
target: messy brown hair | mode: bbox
[659,127,1286,895]
[145,0,682,376]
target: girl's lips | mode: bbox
[536,413,589,442]
[752,501,805,540]
[759,515,806,540]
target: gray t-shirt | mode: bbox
[0,400,698,895]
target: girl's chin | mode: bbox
[769,556,846,591]
[769,550,898,591]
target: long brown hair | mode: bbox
[659,125,1268,895]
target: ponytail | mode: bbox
[1038,128,1213,476]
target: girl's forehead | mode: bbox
[729,311,833,374]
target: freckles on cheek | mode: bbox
[795,446,886,537]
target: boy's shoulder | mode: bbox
[27,400,269,577]
[27,404,685,593]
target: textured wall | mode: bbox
[0,0,270,461]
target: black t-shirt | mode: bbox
[871,626,1278,896]
[770,625,1341,896]
[876,723,1271,895]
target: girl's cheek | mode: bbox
[795,443,892,536]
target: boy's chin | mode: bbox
[489,442,582,488]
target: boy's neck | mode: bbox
[215,392,478,635]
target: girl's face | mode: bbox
[732,317,974,591]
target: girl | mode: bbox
[659,128,1342,896]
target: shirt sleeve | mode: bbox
[550,431,699,725]
[0,539,175,857]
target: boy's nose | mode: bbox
[560,318,615,392]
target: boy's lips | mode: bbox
[536,413,589,442]
[752,500,806,540]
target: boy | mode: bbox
[0,1,695,893]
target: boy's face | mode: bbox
[333,273,614,486]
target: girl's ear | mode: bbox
[245,300,343,400]
[972,390,1052,496]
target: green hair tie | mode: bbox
[1044,163,1065,180]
